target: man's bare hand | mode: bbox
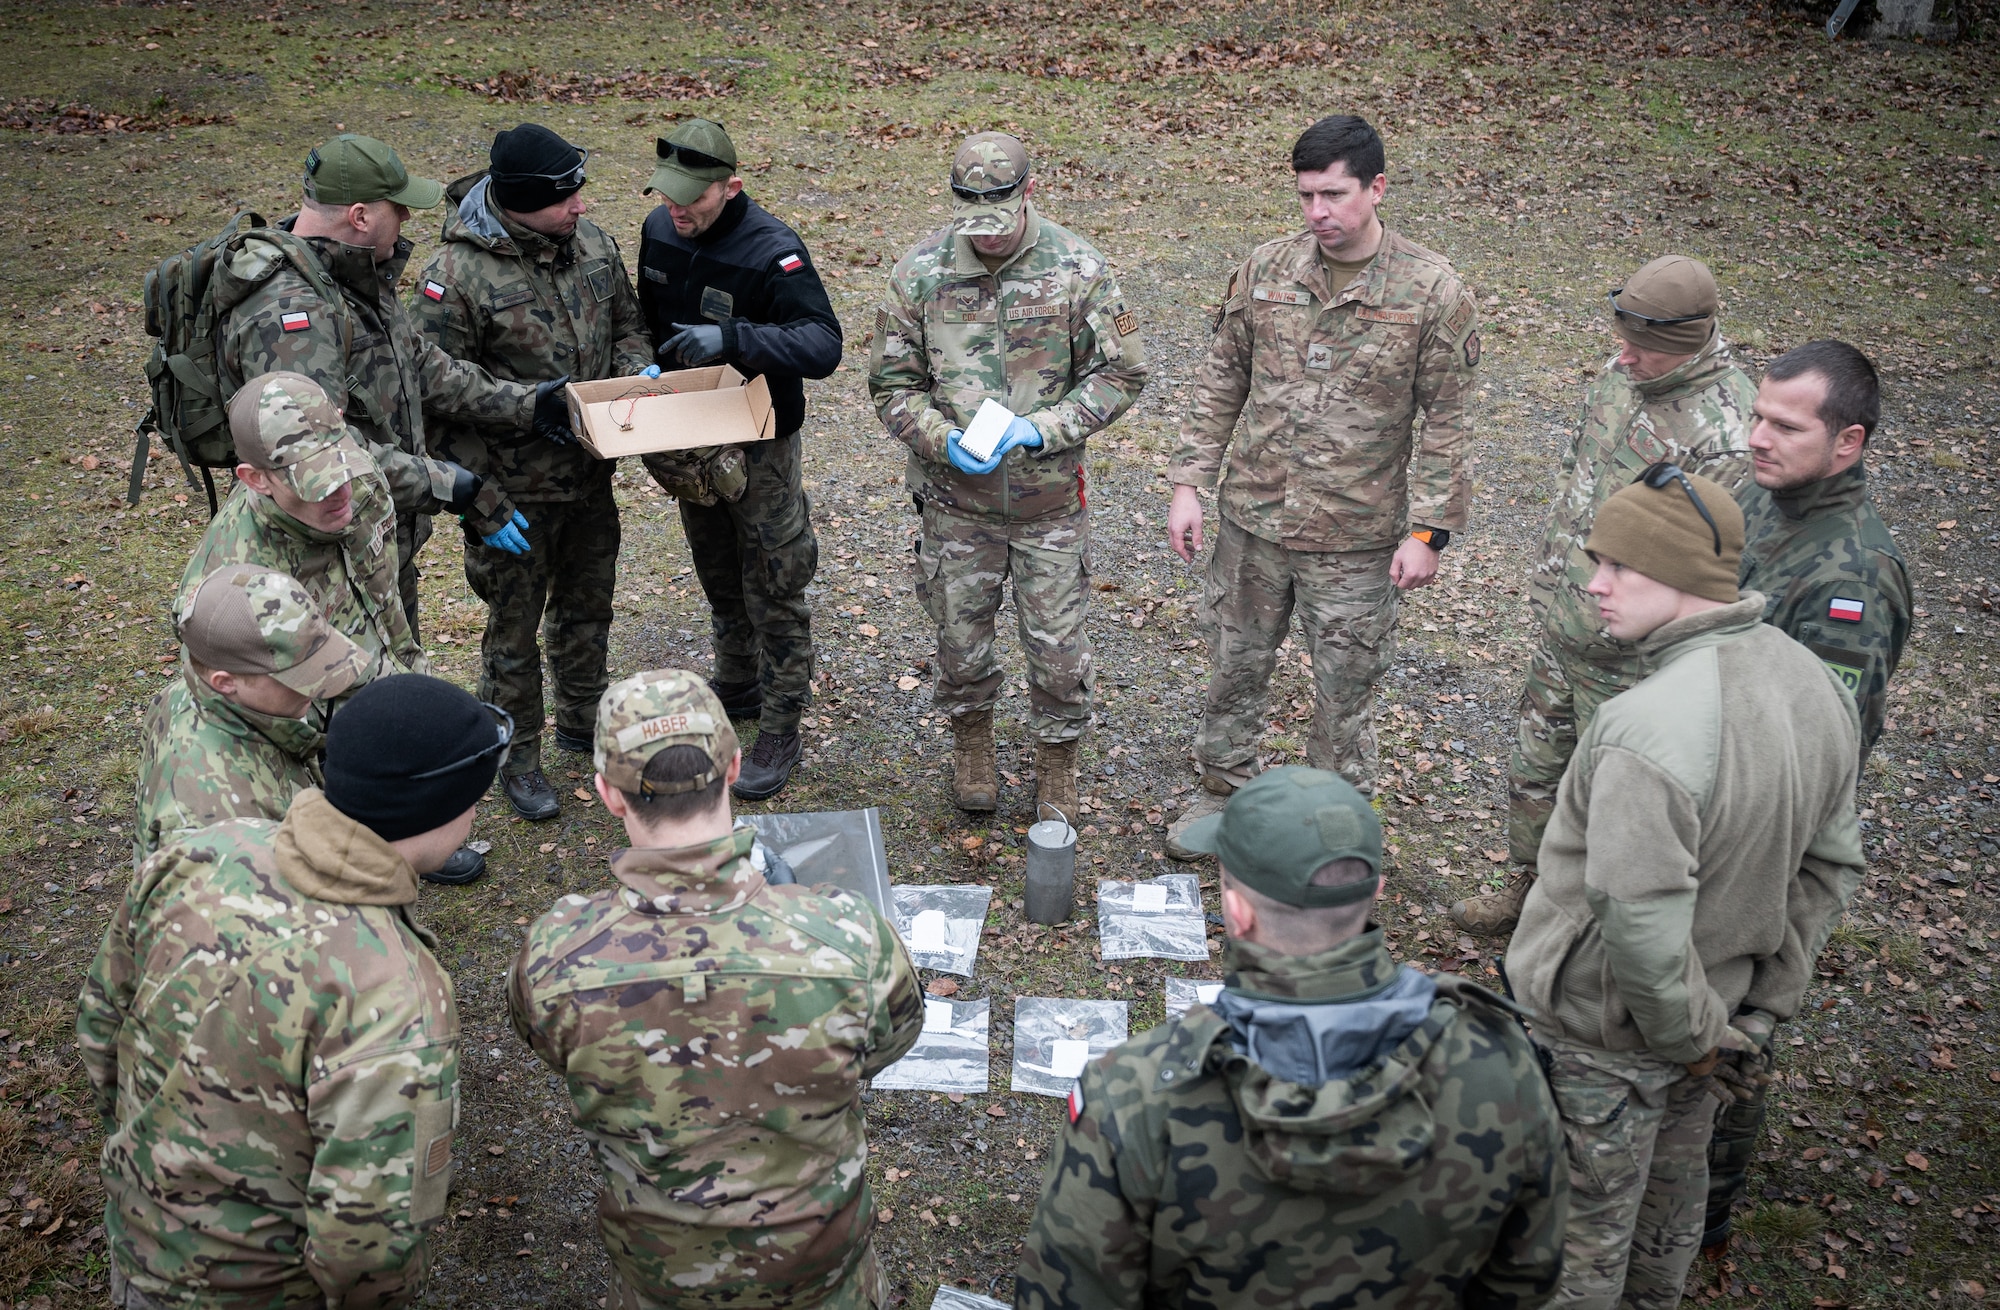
[1168,484,1205,563]
[1388,535,1441,590]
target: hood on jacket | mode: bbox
[273,787,419,906]
[180,657,325,761]
[1630,328,1740,401]
[442,171,511,249]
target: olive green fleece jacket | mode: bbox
[1505,594,1865,1065]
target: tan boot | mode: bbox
[1449,868,1537,938]
[950,709,997,811]
[1035,739,1079,824]
[1165,779,1234,861]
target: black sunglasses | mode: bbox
[950,177,1023,204]
[656,139,733,172]
[493,149,588,192]
[1607,288,1712,328]
[409,701,515,780]
[1635,462,1722,556]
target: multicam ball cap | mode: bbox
[646,118,738,206]
[594,669,741,796]
[179,563,370,698]
[225,371,367,503]
[303,133,444,209]
[950,132,1030,238]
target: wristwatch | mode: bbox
[1410,527,1451,551]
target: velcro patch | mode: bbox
[1828,597,1865,623]
[424,1131,452,1177]
[1252,287,1312,306]
[616,711,718,752]
[1464,331,1481,368]
[778,253,804,273]
[279,311,311,332]
[1823,659,1863,693]
[1004,303,1063,321]
[1440,291,1474,338]
[1067,1081,1084,1124]
[421,280,447,302]
[489,288,535,311]
[1355,305,1420,326]
[1305,342,1333,371]
[1114,310,1137,336]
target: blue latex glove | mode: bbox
[995,414,1044,456]
[946,428,1004,476]
[639,364,662,379]
[482,510,531,556]
[659,322,724,366]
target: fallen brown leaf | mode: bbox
[926,978,959,997]
[1905,1150,1929,1171]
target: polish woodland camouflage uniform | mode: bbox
[1507,333,1753,865]
[1015,931,1566,1309]
[1171,228,1476,792]
[78,795,460,1309]
[869,202,1147,740]
[409,174,652,776]
[216,221,540,635]
[509,673,922,1307]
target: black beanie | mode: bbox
[323,674,501,841]
[488,123,583,214]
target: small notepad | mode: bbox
[1130,883,1169,914]
[909,909,951,951]
[923,999,956,1033]
[958,398,1016,461]
[1048,1039,1091,1079]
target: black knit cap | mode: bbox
[323,674,502,841]
[488,122,584,214]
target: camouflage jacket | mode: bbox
[177,467,425,690]
[869,204,1148,522]
[408,174,652,510]
[215,219,539,535]
[1533,333,1754,665]
[1171,227,1477,551]
[132,662,323,868]
[77,790,460,1309]
[507,827,924,1306]
[1739,461,1910,759]
[1015,931,1567,1310]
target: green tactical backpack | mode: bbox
[135,211,343,514]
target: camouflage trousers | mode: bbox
[1193,517,1397,796]
[1703,1046,1775,1248]
[1505,636,1646,866]
[603,1227,883,1309]
[911,500,1091,743]
[395,510,433,643]
[671,431,818,735]
[462,486,621,778]
[1539,1035,1714,1310]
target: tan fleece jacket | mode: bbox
[1505,594,1865,1064]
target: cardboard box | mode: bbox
[564,366,775,459]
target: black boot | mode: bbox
[552,725,593,754]
[732,729,800,801]
[422,847,486,886]
[503,769,560,822]
[709,677,763,720]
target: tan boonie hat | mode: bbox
[646,119,738,206]
[226,371,368,503]
[950,132,1029,237]
[1609,255,1718,355]
[180,564,370,698]
[594,669,741,796]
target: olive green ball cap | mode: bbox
[647,118,738,205]
[1174,766,1383,908]
[303,133,443,209]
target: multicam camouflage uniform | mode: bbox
[508,830,923,1308]
[216,223,541,635]
[869,203,1147,740]
[1171,228,1476,793]
[178,464,424,690]
[78,794,460,1308]
[408,174,652,776]
[1506,333,1753,865]
[1014,931,1566,1309]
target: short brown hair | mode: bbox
[620,744,727,823]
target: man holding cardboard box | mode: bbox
[635,118,843,802]
[868,132,1148,821]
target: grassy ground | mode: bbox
[0,0,1996,1304]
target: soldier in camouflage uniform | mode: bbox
[1451,255,1753,935]
[80,674,505,1309]
[509,669,923,1309]
[135,563,368,866]
[1017,766,1567,1309]
[869,132,1148,820]
[215,132,575,638]
[1703,340,1909,1256]
[409,124,653,821]
[1165,116,1475,860]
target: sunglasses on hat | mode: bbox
[1606,288,1712,328]
[493,148,588,192]
[656,139,732,172]
[951,177,1023,204]
[408,701,515,779]
[1634,461,1722,556]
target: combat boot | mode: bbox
[1034,739,1078,824]
[1166,777,1235,861]
[950,709,997,812]
[1448,868,1537,937]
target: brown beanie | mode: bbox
[1610,255,1718,354]
[1584,470,1744,603]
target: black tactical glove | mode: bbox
[444,463,482,514]
[533,376,575,446]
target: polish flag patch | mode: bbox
[279,311,311,333]
[1828,597,1865,623]
[777,253,804,273]
[421,280,447,301]
[1066,1081,1084,1124]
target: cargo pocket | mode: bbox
[1556,1088,1643,1199]
[1335,583,1401,687]
[410,1094,455,1224]
[912,527,946,627]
